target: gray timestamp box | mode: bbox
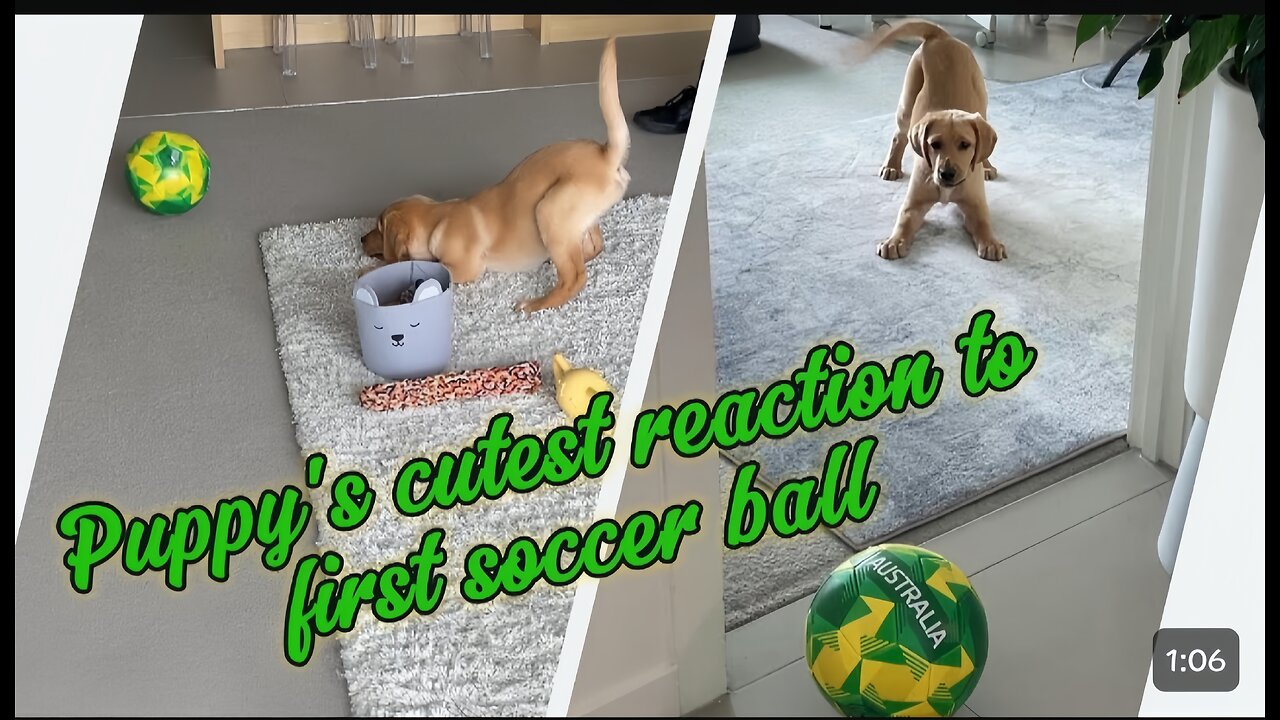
[1152,628,1240,692]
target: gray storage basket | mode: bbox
[352,260,453,380]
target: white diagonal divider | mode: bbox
[14,15,143,542]
[548,16,735,716]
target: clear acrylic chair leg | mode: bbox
[478,14,492,59]
[274,14,298,77]
[352,14,376,69]
[387,14,415,64]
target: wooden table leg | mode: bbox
[211,15,226,69]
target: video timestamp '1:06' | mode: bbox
[1164,648,1228,673]
[1151,628,1239,692]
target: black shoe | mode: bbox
[633,85,697,135]
[728,15,762,56]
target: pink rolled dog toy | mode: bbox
[360,361,542,411]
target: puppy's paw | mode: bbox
[877,238,910,260]
[976,239,1007,261]
[983,165,998,181]
[586,229,605,260]
[879,166,903,181]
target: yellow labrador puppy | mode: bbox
[361,37,631,312]
[861,21,1004,261]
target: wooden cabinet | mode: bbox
[524,15,714,45]
[211,14,714,68]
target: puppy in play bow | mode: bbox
[361,37,632,312]
[857,20,1005,261]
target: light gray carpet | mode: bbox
[709,19,1152,627]
[259,195,668,716]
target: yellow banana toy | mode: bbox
[551,353,613,420]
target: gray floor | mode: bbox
[124,15,713,117]
[13,16,705,716]
[696,451,1174,717]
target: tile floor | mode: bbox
[694,451,1174,717]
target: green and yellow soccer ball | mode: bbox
[806,545,989,717]
[124,131,210,215]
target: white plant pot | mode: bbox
[1183,62,1265,420]
[1161,61,1264,574]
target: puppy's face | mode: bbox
[360,221,387,260]
[360,199,443,263]
[360,207,408,262]
[909,111,997,188]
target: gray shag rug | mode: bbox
[710,17,1152,629]
[259,195,668,716]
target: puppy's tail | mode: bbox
[599,36,630,168]
[849,19,951,66]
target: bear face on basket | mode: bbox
[352,260,452,381]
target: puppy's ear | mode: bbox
[970,115,998,169]
[908,117,935,168]
[382,211,411,263]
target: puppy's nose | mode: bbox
[939,168,957,182]
[391,334,404,342]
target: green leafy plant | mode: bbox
[1076,15,1265,139]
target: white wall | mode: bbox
[562,167,729,716]
[14,15,144,541]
